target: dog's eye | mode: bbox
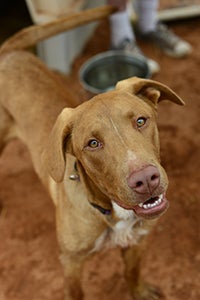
[136,117,147,128]
[88,139,101,148]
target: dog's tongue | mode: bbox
[133,195,169,219]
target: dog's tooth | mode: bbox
[138,195,164,210]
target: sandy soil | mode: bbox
[0,2,200,300]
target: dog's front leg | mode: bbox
[121,244,164,300]
[60,252,86,300]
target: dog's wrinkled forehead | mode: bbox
[77,90,154,123]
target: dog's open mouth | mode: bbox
[133,194,169,219]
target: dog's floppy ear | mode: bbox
[42,108,74,182]
[116,76,185,106]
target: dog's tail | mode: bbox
[0,5,116,54]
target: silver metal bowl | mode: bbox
[79,50,151,94]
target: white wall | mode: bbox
[25,0,106,74]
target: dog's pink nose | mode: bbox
[128,165,160,194]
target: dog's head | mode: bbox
[43,77,184,219]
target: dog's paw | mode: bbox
[132,282,165,300]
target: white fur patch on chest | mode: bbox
[91,202,150,253]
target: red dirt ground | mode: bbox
[0,3,200,300]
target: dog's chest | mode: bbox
[92,206,150,253]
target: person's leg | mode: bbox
[134,0,158,34]
[108,0,136,48]
[134,0,192,57]
[107,0,160,74]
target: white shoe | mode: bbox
[140,23,192,58]
[111,38,160,75]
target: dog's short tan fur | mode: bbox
[0,6,184,300]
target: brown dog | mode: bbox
[0,5,184,300]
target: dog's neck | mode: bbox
[69,161,112,215]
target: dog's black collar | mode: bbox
[90,203,112,215]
